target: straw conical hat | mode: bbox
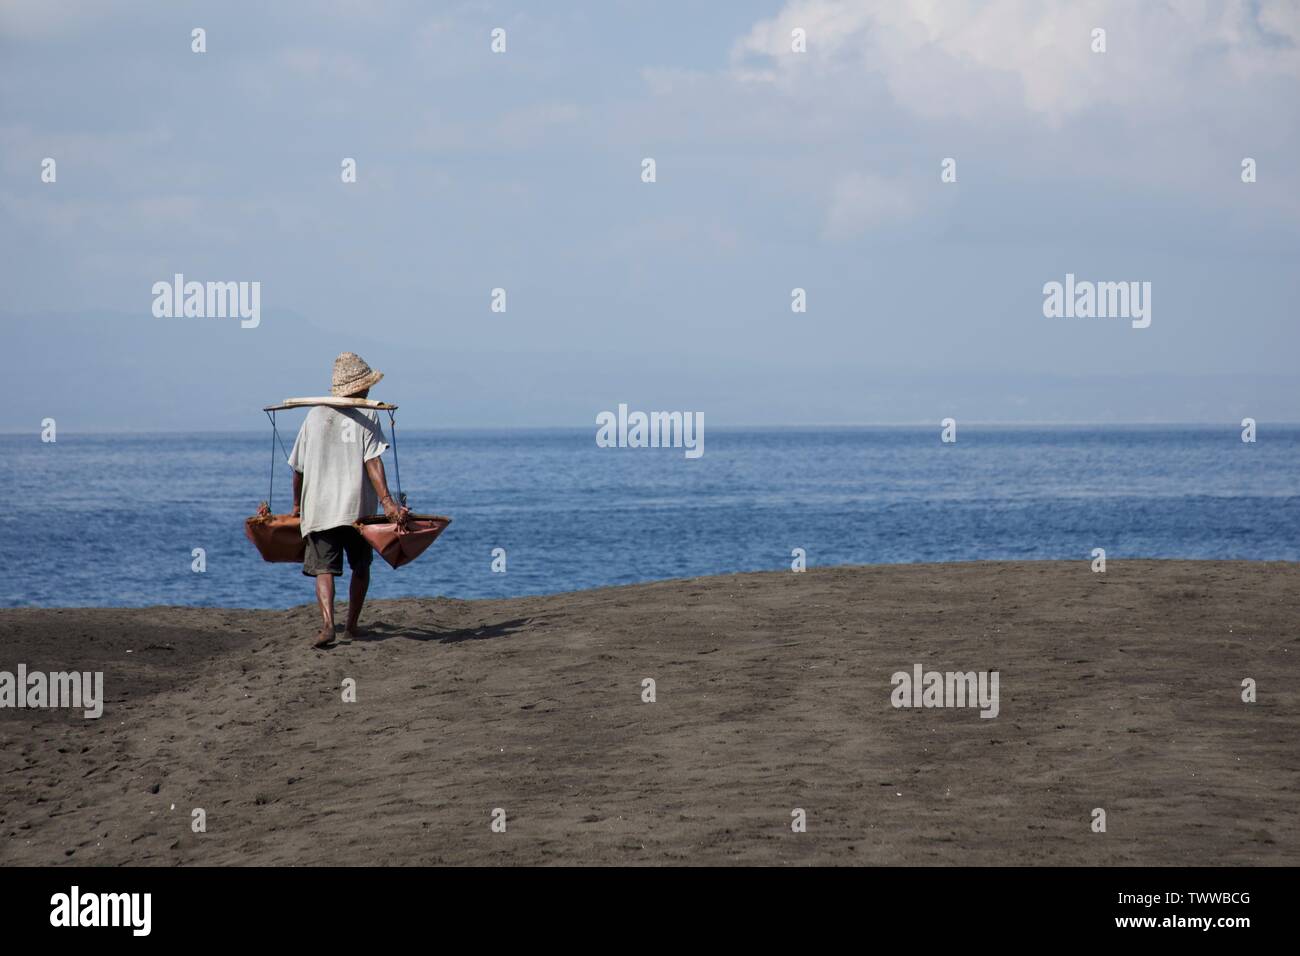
[331,352,384,397]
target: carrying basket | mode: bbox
[356,514,452,569]
[244,505,307,563]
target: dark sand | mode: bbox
[2,561,1297,866]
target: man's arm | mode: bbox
[292,470,303,517]
[365,457,406,521]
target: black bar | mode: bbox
[0,866,1285,942]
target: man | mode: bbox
[289,352,406,649]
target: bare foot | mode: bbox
[312,626,335,649]
[344,626,364,642]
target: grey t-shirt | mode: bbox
[287,406,390,536]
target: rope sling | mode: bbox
[247,403,444,569]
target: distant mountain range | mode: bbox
[3,309,1297,431]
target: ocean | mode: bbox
[2,425,1297,608]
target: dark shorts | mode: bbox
[302,526,373,577]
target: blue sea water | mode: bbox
[1,425,1297,608]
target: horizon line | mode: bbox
[3,420,1296,436]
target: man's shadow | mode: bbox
[358,617,536,645]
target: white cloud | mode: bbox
[732,0,1300,123]
[712,0,1300,228]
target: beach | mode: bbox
[2,560,1297,866]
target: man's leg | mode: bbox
[303,529,347,649]
[314,572,336,647]
[345,565,369,639]
[344,528,373,639]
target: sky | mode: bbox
[2,0,1298,430]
